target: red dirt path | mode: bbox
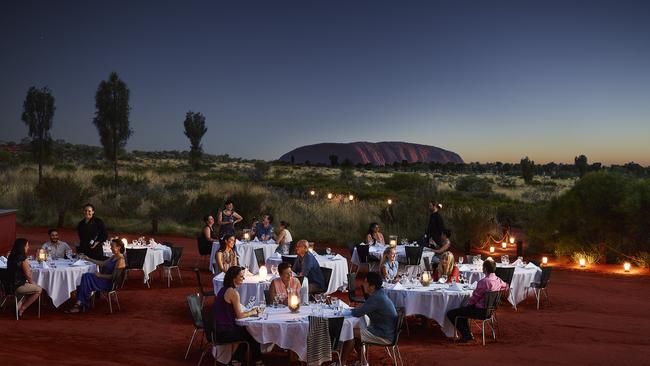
[1,226,649,366]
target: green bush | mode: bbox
[455,176,493,193]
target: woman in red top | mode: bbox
[433,251,460,283]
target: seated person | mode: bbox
[210,266,264,365]
[292,240,325,293]
[215,234,238,275]
[274,221,292,254]
[7,238,43,318]
[66,238,126,313]
[432,251,460,283]
[340,272,398,365]
[253,214,274,241]
[269,262,301,304]
[42,228,72,259]
[446,259,508,343]
[380,248,399,283]
[431,229,452,264]
[366,222,385,245]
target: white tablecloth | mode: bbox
[217,305,365,363]
[210,241,278,274]
[29,259,97,308]
[213,272,274,305]
[458,263,542,307]
[266,253,349,295]
[384,282,472,337]
[103,244,171,262]
[351,244,435,275]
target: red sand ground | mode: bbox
[2,226,649,366]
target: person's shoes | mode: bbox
[457,335,474,344]
[65,304,82,314]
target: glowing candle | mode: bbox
[258,265,267,278]
[348,194,354,201]
[501,242,507,249]
[121,238,128,246]
[579,258,586,267]
[542,257,548,266]
[309,190,315,196]
[387,199,393,205]
[420,271,431,286]
[623,262,631,272]
[288,293,301,312]
[243,232,250,241]
[489,246,495,253]
[37,248,47,262]
[509,237,515,244]
[327,193,333,199]
[389,239,397,247]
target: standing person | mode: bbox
[292,240,325,294]
[77,203,108,260]
[217,200,243,238]
[366,222,385,245]
[253,214,274,242]
[425,202,445,248]
[447,259,508,343]
[275,221,293,254]
[7,238,43,318]
[198,214,217,255]
[215,234,239,275]
[41,228,72,259]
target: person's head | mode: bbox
[224,200,234,210]
[382,247,396,263]
[367,222,380,235]
[438,251,455,275]
[110,238,125,255]
[220,234,236,251]
[483,258,497,274]
[429,201,442,212]
[295,240,309,256]
[441,229,452,240]
[48,228,59,243]
[9,238,29,260]
[223,266,244,289]
[362,272,383,294]
[278,262,293,282]
[204,215,214,226]
[279,221,289,230]
[83,203,95,220]
[262,214,272,226]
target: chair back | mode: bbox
[288,241,297,255]
[0,268,15,296]
[254,248,266,267]
[281,255,296,266]
[483,291,501,318]
[393,307,407,345]
[263,289,272,305]
[162,242,174,248]
[320,267,333,292]
[346,273,356,293]
[194,268,208,295]
[538,266,553,288]
[328,316,345,349]
[405,246,423,266]
[423,256,432,272]
[125,248,147,269]
[111,268,126,291]
[170,246,184,266]
[356,244,370,264]
[495,266,515,286]
[186,293,204,329]
[466,255,478,263]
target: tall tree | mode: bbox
[21,86,55,184]
[520,156,535,184]
[183,111,207,170]
[574,154,589,178]
[93,72,132,186]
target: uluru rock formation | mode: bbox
[279,141,463,166]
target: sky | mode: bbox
[1,0,649,165]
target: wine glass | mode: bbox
[458,256,464,265]
[271,265,278,276]
[441,274,448,283]
[326,247,332,256]
[247,296,256,309]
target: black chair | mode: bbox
[355,244,379,271]
[454,291,501,346]
[328,316,345,364]
[526,266,552,310]
[263,289,272,305]
[288,241,297,255]
[185,294,205,360]
[346,273,365,305]
[161,242,174,248]
[194,268,215,307]
[495,266,515,306]
[423,256,432,272]
[0,268,41,320]
[161,246,184,288]
[199,305,250,366]
[404,246,424,275]
[466,255,479,264]
[123,248,149,288]
[254,247,266,268]
[363,306,406,365]
[320,267,333,294]
[281,255,296,266]
[196,236,213,270]
[94,267,126,314]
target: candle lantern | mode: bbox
[387,199,393,205]
[348,194,354,201]
[327,193,333,200]
[509,237,515,244]
[389,235,398,247]
[287,289,301,313]
[623,262,631,272]
[579,258,586,267]
[542,257,548,266]
[243,232,250,241]
[258,265,268,278]
[489,246,495,254]
[309,190,315,196]
[501,242,507,250]
[121,238,128,246]
[420,271,432,287]
[37,248,48,263]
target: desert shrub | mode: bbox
[631,252,650,268]
[383,173,432,192]
[17,188,39,223]
[53,163,77,172]
[570,249,601,265]
[455,176,493,193]
[35,175,90,227]
[445,205,500,249]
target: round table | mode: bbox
[210,240,278,274]
[212,272,275,306]
[351,244,436,275]
[458,263,542,307]
[266,253,349,295]
[384,282,472,337]
[30,259,97,308]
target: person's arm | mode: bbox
[276,230,286,244]
[293,257,303,275]
[451,266,460,282]
[94,219,108,246]
[226,288,258,318]
[301,255,316,277]
[366,234,373,244]
[21,260,34,283]
[203,226,212,241]
[217,211,226,226]
[378,233,385,244]
[499,278,509,291]
[432,241,450,254]
[216,252,225,272]
[350,294,378,317]
[269,280,278,302]
[80,254,107,266]
[232,212,243,225]
[381,264,388,280]
[468,279,487,306]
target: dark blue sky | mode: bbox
[1,0,649,164]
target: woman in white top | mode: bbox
[275,221,293,254]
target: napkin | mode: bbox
[253,237,260,242]
[459,264,471,272]
[525,262,540,270]
[332,254,344,261]
[447,282,463,291]
[236,239,243,245]
[392,283,405,291]
[72,259,86,266]
[0,256,7,264]
[267,239,276,244]
[512,258,524,266]
[41,261,51,269]
[272,252,281,258]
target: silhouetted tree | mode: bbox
[93,72,132,186]
[574,154,589,178]
[183,111,207,170]
[21,86,55,184]
[520,156,535,184]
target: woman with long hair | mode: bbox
[274,221,293,254]
[366,222,385,245]
[7,238,43,318]
[215,234,238,275]
[217,200,243,238]
[380,247,399,282]
[433,251,460,283]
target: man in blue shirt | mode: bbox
[253,214,274,241]
[341,272,398,366]
[292,240,325,293]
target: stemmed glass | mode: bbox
[247,296,256,309]
[326,247,332,256]
[271,265,278,276]
[458,256,464,265]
